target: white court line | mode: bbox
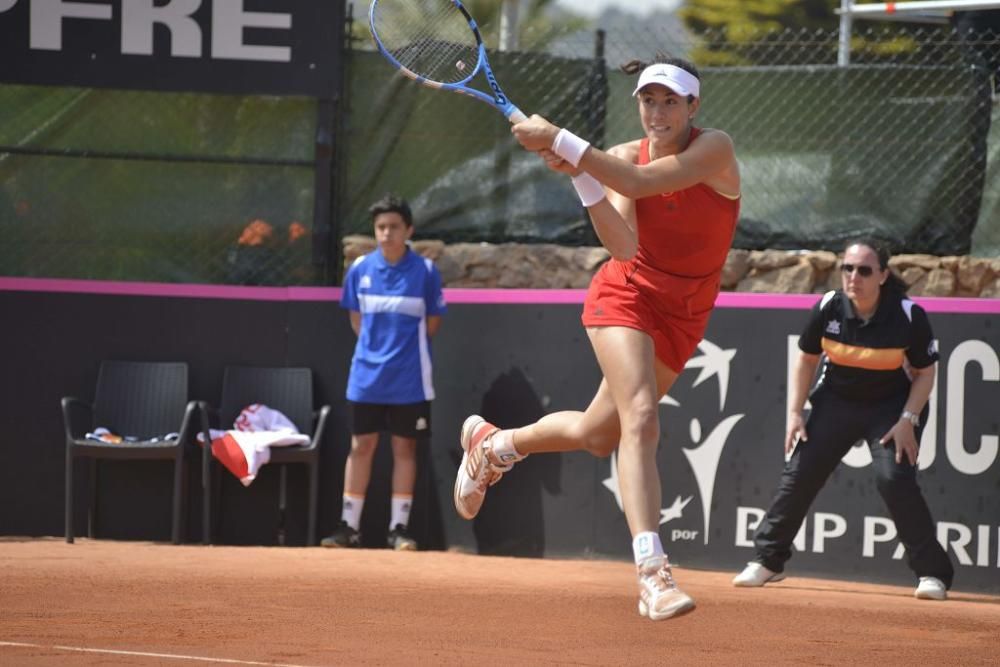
[0,641,321,667]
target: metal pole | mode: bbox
[838,0,853,66]
[499,0,520,51]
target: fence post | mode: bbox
[838,0,854,66]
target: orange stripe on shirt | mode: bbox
[822,338,905,371]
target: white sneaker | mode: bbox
[732,561,786,587]
[915,576,947,601]
[453,415,510,520]
[636,556,696,621]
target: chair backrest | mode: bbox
[93,361,189,439]
[219,366,314,434]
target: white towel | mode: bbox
[197,404,310,486]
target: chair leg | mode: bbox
[307,460,319,547]
[278,465,288,546]
[171,456,185,545]
[202,456,212,546]
[65,447,74,544]
[88,459,98,539]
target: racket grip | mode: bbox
[507,109,527,124]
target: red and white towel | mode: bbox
[198,404,310,486]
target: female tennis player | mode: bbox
[453,55,741,621]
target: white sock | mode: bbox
[390,494,413,530]
[632,531,665,567]
[490,429,526,466]
[341,493,364,531]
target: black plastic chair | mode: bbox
[201,366,330,546]
[62,360,204,544]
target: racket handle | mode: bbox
[507,108,527,124]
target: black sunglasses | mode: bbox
[841,263,875,277]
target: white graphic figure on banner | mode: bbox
[603,339,743,541]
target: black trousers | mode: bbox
[753,386,954,588]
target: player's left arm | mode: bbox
[427,315,442,337]
[582,130,736,199]
[513,115,736,199]
[349,310,362,337]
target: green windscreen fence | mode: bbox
[1,27,998,286]
[0,86,318,284]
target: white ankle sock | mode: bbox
[490,429,526,466]
[341,493,364,531]
[390,494,413,530]
[632,531,665,567]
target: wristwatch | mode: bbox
[901,410,920,427]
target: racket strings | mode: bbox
[372,0,479,84]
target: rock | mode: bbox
[411,239,445,260]
[737,258,815,294]
[917,268,956,297]
[955,256,993,293]
[750,249,799,271]
[890,254,940,271]
[980,276,1000,299]
[721,249,751,288]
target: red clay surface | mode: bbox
[1,538,998,666]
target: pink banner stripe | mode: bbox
[1,278,998,313]
[0,277,341,301]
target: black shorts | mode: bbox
[349,401,432,439]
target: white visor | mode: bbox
[631,64,700,98]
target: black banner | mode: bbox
[430,302,1000,593]
[0,0,341,96]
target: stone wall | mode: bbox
[341,236,1000,298]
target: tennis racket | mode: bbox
[368,0,527,124]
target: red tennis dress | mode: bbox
[581,130,740,373]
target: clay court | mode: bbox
[1,538,997,666]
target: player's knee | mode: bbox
[584,436,617,458]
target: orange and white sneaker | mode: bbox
[637,556,695,621]
[453,415,511,520]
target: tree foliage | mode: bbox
[679,0,840,65]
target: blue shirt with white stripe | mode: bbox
[341,247,447,404]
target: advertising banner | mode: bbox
[431,296,1000,593]
[0,0,340,96]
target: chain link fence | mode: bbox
[345,22,1000,259]
[1,21,998,285]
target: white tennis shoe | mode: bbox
[914,576,947,600]
[453,415,510,520]
[637,556,695,621]
[732,561,786,587]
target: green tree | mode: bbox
[679,0,928,66]
[679,0,839,65]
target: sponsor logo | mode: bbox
[825,320,841,335]
[603,339,742,545]
[359,275,372,289]
[485,69,507,106]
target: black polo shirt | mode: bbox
[799,289,939,402]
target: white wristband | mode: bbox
[552,128,590,168]
[571,173,606,207]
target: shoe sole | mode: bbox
[733,571,786,587]
[393,542,418,552]
[321,541,359,549]
[914,590,946,600]
[638,595,696,621]
[453,415,487,520]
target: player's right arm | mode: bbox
[586,142,640,261]
[349,311,362,337]
[539,140,639,261]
